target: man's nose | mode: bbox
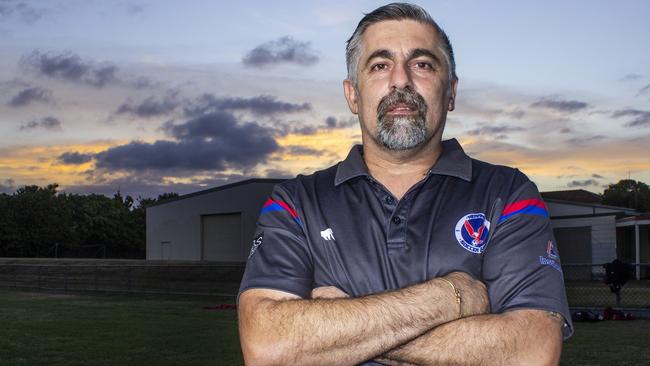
[390,62,413,90]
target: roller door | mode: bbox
[201,213,243,261]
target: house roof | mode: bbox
[146,178,286,208]
[541,189,603,204]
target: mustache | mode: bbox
[377,87,428,121]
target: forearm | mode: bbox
[378,309,563,366]
[239,281,457,366]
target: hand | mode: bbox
[311,286,350,299]
[442,271,489,318]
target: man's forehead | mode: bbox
[360,19,442,59]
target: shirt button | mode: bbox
[385,196,394,205]
[392,216,402,225]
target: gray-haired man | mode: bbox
[238,3,572,365]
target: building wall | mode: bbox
[146,182,277,261]
[551,215,617,264]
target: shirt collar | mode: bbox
[334,138,473,186]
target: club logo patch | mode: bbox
[455,213,491,253]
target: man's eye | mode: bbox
[414,62,433,70]
[371,63,388,71]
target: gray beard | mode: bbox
[374,86,429,151]
[376,115,427,151]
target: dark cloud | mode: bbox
[263,168,294,179]
[290,125,319,135]
[127,76,157,89]
[567,179,599,188]
[273,116,357,137]
[611,109,650,127]
[0,178,15,194]
[465,124,525,139]
[58,152,93,165]
[20,51,118,88]
[530,98,589,113]
[20,116,62,131]
[8,86,51,107]
[243,36,319,68]
[592,174,604,179]
[637,84,650,97]
[0,78,30,90]
[565,135,606,144]
[186,94,311,117]
[620,74,643,81]
[65,172,261,199]
[0,1,45,22]
[285,145,325,156]
[116,93,180,118]
[324,116,357,129]
[95,111,279,172]
[560,128,572,134]
[325,116,337,128]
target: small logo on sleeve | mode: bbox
[320,228,335,241]
[539,256,562,272]
[248,232,264,259]
[547,240,559,260]
[540,240,562,273]
[455,213,490,253]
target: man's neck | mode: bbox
[363,140,443,200]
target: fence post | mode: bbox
[63,265,68,292]
[128,266,132,292]
[635,224,641,280]
[37,265,41,289]
[167,264,171,294]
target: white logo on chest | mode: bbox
[320,228,335,241]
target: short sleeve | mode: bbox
[483,177,574,339]
[238,184,313,300]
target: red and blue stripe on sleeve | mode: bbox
[260,198,303,226]
[499,198,548,224]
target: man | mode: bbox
[238,3,573,365]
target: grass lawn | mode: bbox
[0,290,242,366]
[561,319,650,366]
[1,289,649,365]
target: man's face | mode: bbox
[344,19,457,151]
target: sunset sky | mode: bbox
[1,0,649,198]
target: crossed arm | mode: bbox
[374,308,563,366]
[238,272,564,366]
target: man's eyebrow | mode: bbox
[364,49,394,68]
[409,48,440,63]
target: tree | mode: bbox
[0,184,179,259]
[602,179,650,212]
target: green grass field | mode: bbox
[0,290,242,366]
[1,290,649,365]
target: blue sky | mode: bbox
[1,0,649,198]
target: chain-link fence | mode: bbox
[2,260,650,309]
[563,263,650,308]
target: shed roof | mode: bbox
[146,178,286,208]
[541,189,603,204]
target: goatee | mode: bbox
[376,87,428,151]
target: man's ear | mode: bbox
[448,78,458,112]
[343,79,359,114]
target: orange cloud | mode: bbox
[0,141,123,188]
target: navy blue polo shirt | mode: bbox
[240,139,573,355]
